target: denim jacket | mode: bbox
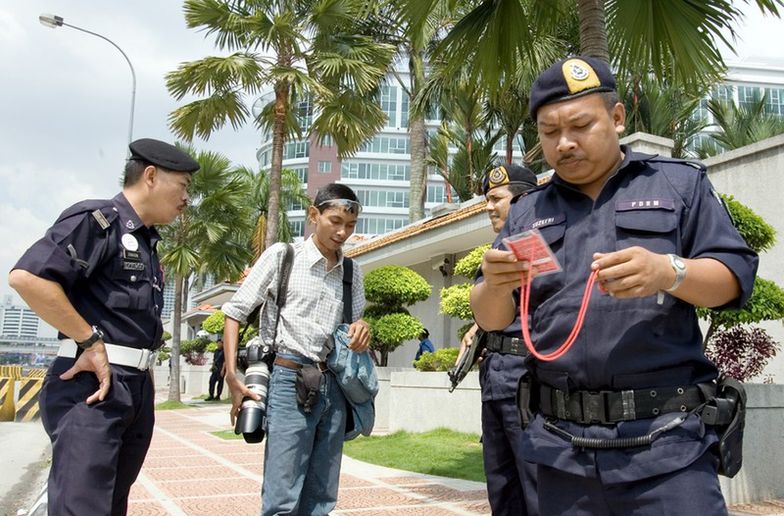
[328,324,378,440]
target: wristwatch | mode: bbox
[76,325,104,350]
[665,254,687,293]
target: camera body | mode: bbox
[235,338,274,443]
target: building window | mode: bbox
[290,166,308,185]
[401,91,409,128]
[355,189,410,208]
[295,95,313,132]
[355,217,407,235]
[318,161,332,173]
[381,85,398,128]
[358,136,410,155]
[341,162,411,181]
[289,220,305,237]
[283,141,309,160]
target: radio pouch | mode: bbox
[296,365,322,414]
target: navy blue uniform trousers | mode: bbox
[482,397,537,515]
[534,449,726,515]
[40,357,155,515]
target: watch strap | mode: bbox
[76,325,104,350]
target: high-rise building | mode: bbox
[254,60,525,238]
[1,295,40,338]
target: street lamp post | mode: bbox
[38,13,137,146]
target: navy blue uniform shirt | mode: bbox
[14,193,165,349]
[478,147,758,481]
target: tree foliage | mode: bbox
[364,265,431,365]
[440,283,473,321]
[365,266,432,311]
[414,347,460,372]
[202,309,226,335]
[701,194,784,380]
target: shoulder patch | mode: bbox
[91,209,111,230]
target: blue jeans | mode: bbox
[261,354,347,516]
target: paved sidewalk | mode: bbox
[129,399,490,515]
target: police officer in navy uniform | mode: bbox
[471,56,758,515]
[9,138,198,515]
[459,164,538,515]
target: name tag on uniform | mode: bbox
[123,261,145,271]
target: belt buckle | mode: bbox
[581,391,609,424]
[137,349,157,371]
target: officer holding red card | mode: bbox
[472,56,757,514]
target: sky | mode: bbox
[1,1,783,304]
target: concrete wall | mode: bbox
[375,370,784,505]
[719,383,784,504]
[705,134,784,383]
[154,360,213,399]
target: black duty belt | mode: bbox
[539,384,706,424]
[484,333,528,356]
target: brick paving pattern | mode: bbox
[125,392,780,515]
[129,399,491,515]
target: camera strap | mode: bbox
[239,244,295,341]
[342,257,353,324]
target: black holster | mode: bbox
[516,372,537,429]
[295,365,322,414]
[700,377,747,478]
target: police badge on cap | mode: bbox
[529,56,616,120]
[482,164,538,195]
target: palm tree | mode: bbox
[697,93,784,157]
[618,75,709,159]
[402,0,783,95]
[158,146,254,402]
[167,0,395,249]
[238,167,312,262]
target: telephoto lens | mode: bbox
[234,361,271,443]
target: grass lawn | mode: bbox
[154,400,190,410]
[212,429,243,440]
[343,428,485,483]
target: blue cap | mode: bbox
[482,164,538,195]
[529,56,616,120]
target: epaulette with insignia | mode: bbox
[55,199,117,229]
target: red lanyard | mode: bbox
[520,266,600,361]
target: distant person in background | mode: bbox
[206,338,225,401]
[414,328,434,363]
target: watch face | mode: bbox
[674,257,686,269]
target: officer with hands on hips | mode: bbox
[471,56,758,515]
[9,138,199,515]
[458,163,538,516]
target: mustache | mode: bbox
[558,153,583,165]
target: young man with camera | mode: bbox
[221,183,371,515]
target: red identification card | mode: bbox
[502,229,562,276]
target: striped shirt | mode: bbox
[222,237,365,362]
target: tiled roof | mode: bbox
[346,200,488,258]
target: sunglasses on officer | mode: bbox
[316,199,363,215]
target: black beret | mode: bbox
[529,56,616,120]
[483,164,538,195]
[128,138,200,173]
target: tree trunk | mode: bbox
[408,50,428,222]
[505,133,514,164]
[577,0,610,63]
[265,78,291,250]
[167,273,185,402]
